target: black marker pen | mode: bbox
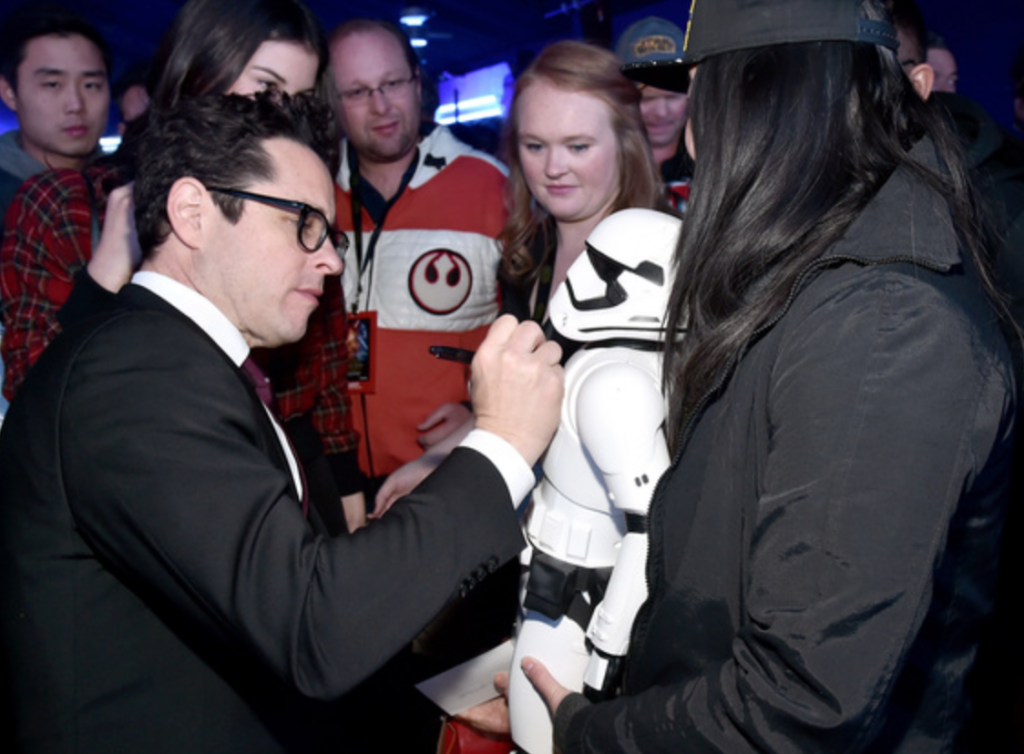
[428,345,475,364]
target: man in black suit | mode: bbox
[0,93,563,753]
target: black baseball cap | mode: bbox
[623,0,899,93]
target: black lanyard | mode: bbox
[348,147,418,315]
[532,260,555,324]
[530,229,558,323]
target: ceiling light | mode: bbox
[400,7,432,27]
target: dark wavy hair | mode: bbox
[133,93,336,257]
[149,0,330,108]
[662,0,991,448]
[109,0,336,182]
[498,40,663,287]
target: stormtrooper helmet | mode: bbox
[548,208,683,343]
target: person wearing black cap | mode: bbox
[509,1,1016,752]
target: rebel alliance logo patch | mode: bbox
[408,249,473,314]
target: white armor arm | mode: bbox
[574,359,668,517]
[573,357,670,695]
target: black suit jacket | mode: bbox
[0,284,525,753]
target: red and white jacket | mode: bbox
[335,126,508,478]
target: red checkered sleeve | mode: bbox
[265,273,359,458]
[1,169,95,401]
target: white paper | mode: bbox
[415,640,514,716]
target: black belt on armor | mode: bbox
[523,549,613,631]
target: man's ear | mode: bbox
[908,62,935,101]
[0,76,18,112]
[166,177,207,250]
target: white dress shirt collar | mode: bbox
[131,270,249,366]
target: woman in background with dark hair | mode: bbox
[148,0,332,113]
[1,0,364,534]
[506,1,1016,752]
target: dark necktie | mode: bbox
[241,356,309,517]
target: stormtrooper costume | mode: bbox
[507,208,683,754]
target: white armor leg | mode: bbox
[508,610,589,754]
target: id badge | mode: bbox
[346,311,377,394]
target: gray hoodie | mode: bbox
[0,129,46,227]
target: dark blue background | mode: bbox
[0,0,1021,134]
[614,0,1023,132]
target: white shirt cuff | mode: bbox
[459,428,536,506]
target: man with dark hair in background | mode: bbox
[111,59,151,135]
[0,92,562,754]
[925,31,958,94]
[0,2,109,224]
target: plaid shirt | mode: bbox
[0,166,102,400]
[0,165,359,465]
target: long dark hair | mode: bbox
[149,0,329,108]
[109,0,334,179]
[663,0,991,448]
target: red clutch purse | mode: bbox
[437,718,514,754]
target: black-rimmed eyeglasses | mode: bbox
[207,187,347,255]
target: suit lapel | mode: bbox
[116,284,310,516]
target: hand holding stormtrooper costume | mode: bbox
[508,208,683,754]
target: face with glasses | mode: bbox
[197,137,342,349]
[330,29,422,168]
